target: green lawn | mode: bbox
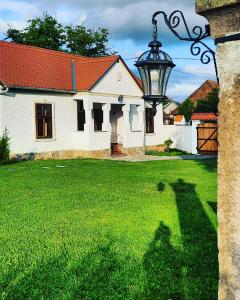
[0,158,218,299]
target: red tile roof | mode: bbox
[188,80,219,102]
[0,41,140,92]
[75,56,118,91]
[191,113,218,121]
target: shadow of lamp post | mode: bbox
[135,10,218,116]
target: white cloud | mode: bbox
[183,63,216,77]
[167,81,203,100]
[0,0,208,43]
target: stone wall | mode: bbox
[196,1,240,299]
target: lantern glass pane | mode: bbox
[139,67,148,95]
[150,68,160,95]
[143,65,151,95]
[162,66,172,95]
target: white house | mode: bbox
[0,41,175,159]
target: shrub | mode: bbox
[164,138,173,152]
[0,129,10,163]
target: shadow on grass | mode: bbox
[193,157,217,172]
[171,179,218,299]
[143,221,183,299]
[1,241,141,300]
[208,201,217,215]
[144,179,218,299]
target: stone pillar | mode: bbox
[102,103,111,131]
[196,1,240,299]
[122,104,130,147]
[191,120,201,155]
[83,100,94,134]
[137,105,144,131]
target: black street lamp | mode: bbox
[135,10,218,116]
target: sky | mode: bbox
[0,0,217,102]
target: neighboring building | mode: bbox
[0,41,167,159]
[174,115,186,125]
[188,80,219,102]
[163,100,179,124]
[191,113,218,122]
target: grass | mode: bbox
[0,158,218,299]
[146,148,192,156]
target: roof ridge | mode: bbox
[75,56,119,64]
[0,41,118,61]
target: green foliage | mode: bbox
[65,25,113,57]
[164,138,173,152]
[5,13,115,57]
[194,88,219,113]
[146,148,191,156]
[0,128,10,163]
[178,99,194,122]
[6,14,65,50]
[0,158,218,299]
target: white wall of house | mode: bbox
[144,104,164,146]
[0,58,201,157]
[0,92,78,154]
[91,60,143,97]
[0,59,147,156]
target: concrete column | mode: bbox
[83,100,94,133]
[122,104,130,147]
[154,103,163,135]
[102,103,111,131]
[196,2,240,299]
[137,105,144,132]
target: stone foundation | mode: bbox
[10,147,147,161]
[10,149,111,161]
[145,145,166,152]
[122,147,145,156]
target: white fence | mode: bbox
[162,121,200,154]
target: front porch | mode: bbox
[73,95,146,156]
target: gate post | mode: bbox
[191,120,200,154]
[196,1,240,299]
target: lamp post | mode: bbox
[135,10,218,116]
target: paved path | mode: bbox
[109,154,217,162]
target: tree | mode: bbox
[178,99,194,122]
[164,138,173,152]
[0,129,10,164]
[5,14,115,57]
[194,88,219,113]
[65,25,113,57]
[6,14,65,50]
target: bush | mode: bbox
[0,129,10,163]
[164,138,173,152]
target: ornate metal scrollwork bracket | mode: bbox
[152,10,219,83]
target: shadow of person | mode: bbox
[143,221,183,300]
[171,179,218,299]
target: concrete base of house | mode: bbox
[10,147,146,161]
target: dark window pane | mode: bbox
[46,118,52,138]
[77,101,85,131]
[37,118,44,137]
[94,108,103,131]
[146,108,154,133]
[36,103,53,139]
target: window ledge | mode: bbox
[146,133,156,136]
[35,138,56,142]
